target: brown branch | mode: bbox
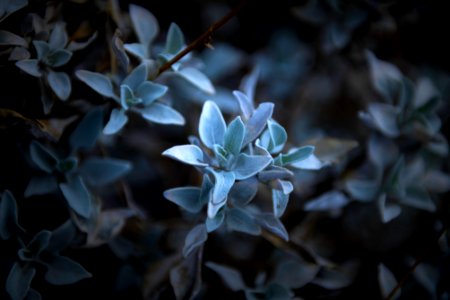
[157,0,248,76]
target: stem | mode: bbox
[157,0,248,75]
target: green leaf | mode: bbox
[46,70,71,100]
[30,141,58,173]
[199,101,226,149]
[205,262,246,291]
[224,116,245,156]
[226,208,261,235]
[183,224,207,258]
[162,144,207,167]
[163,186,203,213]
[69,107,103,151]
[59,175,91,218]
[45,255,91,285]
[1,190,25,240]
[6,263,36,300]
[75,70,116,99]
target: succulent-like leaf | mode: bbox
[229,177,258,207]
[135,81,168,105]
[75,70,116,99]
[24,176,58,197]
[46,70,71,100]
[243,102,274,146]
[19,230,51,261]
[30,141,58,173]
[206,210,224,232]
[45,255,91,285]
[46,49,72,67]
[79,157,132,187]
[267,120,287,153]
[205,262,246,291]
[199,101,226,149]
[103,108,128,135]
[239,67,259,105]
[272,189,289,218]
[16,59,42,77]
[32,40,49,60]
[0,30,27,46]
[164,187,203,213]
[233,90,253,120]
[139,102,185,125]
[129,4,159,48]
[6,263,36,300]
[162,144,207,167]
[232,153,272,180]
[290,153,324,170]
[123,43,146,59]
[207,170,235,218]
[165,22,184,54]
[59,175,91,218]
[48,23,68,50]
[123,63,147,90]
[47,220,76,253]
[177,67,215,94]
[183,224,207,258]
[224,116,245,156]
[226,208,261,235]
[69,107,103,152]
[0,190,24,240]
[257,165,294,182]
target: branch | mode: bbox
[157,0,248,75]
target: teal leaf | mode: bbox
[272,189,289,218]
[199,101,227,149]
[9,46,30,61]
[232,153,272,180]
[111,33,129,71]
[79,157,132,187]
[226,208,261,235]
[103,108,128,135]
[345,178,379,202]
[377,194,401,223]
[289,153,324,170]
[273,179,293,195]
[276,145,315,166]
[47,220,76,253]
[304,191,349,211]
[274,259,319,289]
[45,49,72,67]
[6,263,36,300]
[1,190,24,239]
[368,134,398,170]
[30,141,58,173]
[229,177,258,207]
[401,186,435,212]
[139,102,185,125]
[16,59,42,77]
[254,212,289,241]
[213,144,229,168]
[207,170,235,218]
[233,90,253,120]
[75,70,116,99]
[183,224,207,258]
[24,176,58,197]
[25,288,41,300]
[0,0,28,20]
[379,264,400,299]
[123,43,146,59]
[367,103,400,138]
[0,30,27,46]
[19,230,51,261]
[205,262,246,291]
[123,63,147,90]
[32,40,50,60]
[162,144,207,167]
[258,165,293,182]
[120,84,136,109]
[206,210,224,232]
[47,70,71,100]
[224,116,245,156]
[177,67,215,94]
[243,102,274,146]
[199,174,214,207]
[69,107,103,151]
[165,22,184,54]
[267,120,287,153]
[45,255,91,285]
[129,4,159,48]
[239,67,259,105]
[163,186,203,213]
[135,81,168,105]
[48,23,68,50]
[59,175,91,218]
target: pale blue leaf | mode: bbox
[183,224,207,258]
[232,153,272,180]
[213,144,228,168]
[224,116,245,155]
[254,212,289,241]
[243,102,274,146]
[267,120,287,154]
[59,175,91,218]
[103,108,128,135]
[120,84,135,109]
[45,255,91,285]
[79,157,132,187]
[30,141,58,173]
[32,41,49,60]
[45,49,72,67]
[229,177,258,207]
[378,264,400,299]
[6,263,36,300]
[162,144,207,167]
[47,70,71,100]
[135,81,167,105]
[48,23,68,50]
[272,189,289,218]
[199,174,214,207]
[129,4,159,47]
[24,176,58,197]
[207,170,235,218]
[274,259,319,288]
[206,210,224,232]
[69,107,103,151]
[290,153,324,170]
[139,102,185,125]
[205,262,246,291]
[366,51,402,102]
[367,103,400,137]
[123,63,147,90]
[163,186,203,213]
[239,67,259,105]
[123,43,146,59]
[304,191,349,211]
[233,90,253,120]
[67,31,97,51]
[75,70,116,99]
[277,145,315,166]
[199,100,226,149]
[273,179,293,195]
[16,59,42,77]
[377,194,401,223]
[257,166,294,182]
[0,30,27,46]
[345,178,379,202]
[226,207,261,235]
[0,190,24,240]
[111,33,129,71]
[165,22,184,54]
[177,67,215,94]
[202,43,245,81]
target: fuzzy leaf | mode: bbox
[162,145,207,167]
[257,166,294,182]
[129,4,159,47]
[233,153,272,180]
[59,175,91,218]
[30,141,58,173]
[243,102,274,146]
[199,101,226,149]
[164,187,203,213]
[139,103,185,125]
[254,212,289,241]
[267,120,287,153]
[6,263,36,300]
[206,210,224,232]
[233,90,253,120]
[123,63,147,90]
[205,262,246,291]
[183,224,207,258]
[277,145,314,166]
[165,23,184,54]
[290,153,324,170]
[45,49,72,67]
[207,170,235,218]
[226,208,261,235]
[229,177,258,207]
[79,157,132,187]
[45,255,91,285]
[304,191,349,211]
[224,116,245,156]
[178,67,215,94]
[0,190,24,239]
[47,70,71,100]
[123,43,146,59]
[75,70,116,99]
[16,59,42,77]
[135,81,168,105]
[272,189,289,218]
[103,108,128,135]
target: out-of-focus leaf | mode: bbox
[162,144,207,167]
[170,246,203,300]
[0,190,25,240]
[165,23,184,54]
[226,208,261,235]
[233,90,253,121]
[16,59,42,77]
[308,137,358,164]
[205,261,246,291]
[401,187,435,212]
[19,230,51,261]
[6,263,36,300]
[199,101,226,149]
[45,255,91,285]
[69,107,103,151]
[229,177,258,207]
[368,134,398,170]
[59,175,91,218]
[25,176,58,197]
[48,23,68,50]
[304,191,350,211]
[47,70,71,101]
[272,189,289,218]
[164,187,203,213]
[139,103,185,125]
[103,108,128,135]
[423,170,450,193]
[367,103,400,138]
[183,224,207,258]
[276,146,314,166]
[75,70,116,99]
[178,67,215,94]
[45,49,72,67]
[67,31,97,51]
[30,141,58,173]
[273,258,319,288]
[47,220,76,253]
[378,264,399,299]
[254,213,289,241]
[111,32,129,71]
[243,102,274,146]
[79,157,131,187]
[345,178,379,202]
[377,194,401,223]
[206,210,224,232]
[0,30,27,46]
[290,153,324,170]
[129,4,159,48]
[9,46,30,60]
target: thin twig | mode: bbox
[157,0,249,75]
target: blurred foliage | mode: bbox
[1,0,449,299]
